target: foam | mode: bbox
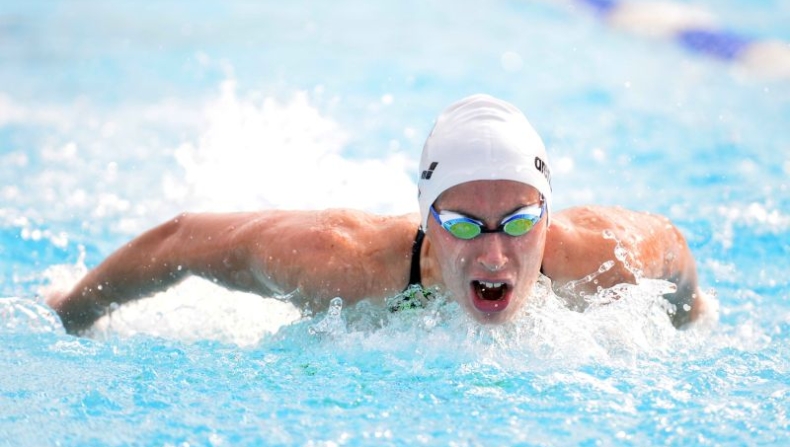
[166,80,417,215]
[86,277,301,348]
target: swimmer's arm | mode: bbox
[46,212,279,334]
[543,206,704,328]
[47,210,417,334]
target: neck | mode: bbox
[419,233,442,289]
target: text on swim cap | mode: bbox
[534,157,551,187]
[421,162,439,180]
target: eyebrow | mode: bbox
[440,200,543,223]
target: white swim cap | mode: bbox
[417,94,552,229]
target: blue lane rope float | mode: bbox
[677,29,753,60]
[569,0,790,79]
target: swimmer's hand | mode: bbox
[43,289,64,311]
[44,288,103,334]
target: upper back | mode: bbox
[237,209,421,304]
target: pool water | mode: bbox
[2,0,789,445]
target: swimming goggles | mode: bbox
[429,199,546,240]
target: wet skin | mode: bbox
[421,180,546,324]
[48,180,702,333]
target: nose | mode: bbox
[476,234,508,272]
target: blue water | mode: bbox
[2,0,789,445]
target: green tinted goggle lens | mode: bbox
[446,221,481,239]
[430,202,544,240]
[502,217,535,236]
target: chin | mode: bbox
[463,284,516,324]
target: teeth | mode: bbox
[481,282,504,289]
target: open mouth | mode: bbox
[471,280,511,313]
[474,281,507,300]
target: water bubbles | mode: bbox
[308,296,347,337]
[592,147,607,162]
[328,296,343,314]
[599,260,615,272]
[602,229,644,280]
[557,259,614,300]
[0,297,64,334]
[84,277,300,346]
[42,142,78,162]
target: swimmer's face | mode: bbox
[427,180,547,324]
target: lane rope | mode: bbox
[571,0,790,79]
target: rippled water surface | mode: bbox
[2,1,789,445]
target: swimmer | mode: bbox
[46,94,706,334]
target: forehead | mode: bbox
[435,180,541,212]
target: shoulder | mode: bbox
[547,205,683,252]
[550,205,669,230]
[264,209,422,300]
[544,205,693,284]
[542,206,626,283]
[182,209,418,259]
[171,209,421,265]
[258,208,419,243]
[548,205,681,248]
[315,209,421,260]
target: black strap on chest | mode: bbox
[408,228,425,287]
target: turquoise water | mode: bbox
[2,1,789,445]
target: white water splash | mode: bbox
[0,297,64,335]
[85,277,301,347]
[602,229,644,280]
[163,80,417,215]
[308,296,347,337]
[32,252,720,364]
[289,275,715,369]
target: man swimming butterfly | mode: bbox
[47,94,707,334]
